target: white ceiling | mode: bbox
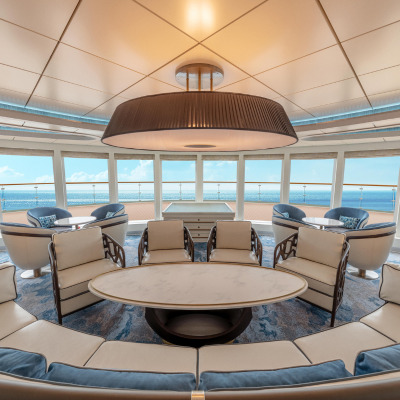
[0,0,399,147]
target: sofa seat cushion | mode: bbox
[0,348,47,379]
[209,249,259,265]
[276,257,337,296]
[0,320,104,367]
[361,303,400,342]
[199,360,351,391]
[354,344,400,376]
[141,249,191,265]
[294,322,395,372]
[86,341,197,374]
[44,362,196,391]
[0,301,36,339]
[198,341,310,374]
[57,258,119,298]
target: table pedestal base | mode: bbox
[145,308,252,348]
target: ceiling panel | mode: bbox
[321,0,400,42]
[0,64,39,95]
[305,97,371,118]
[0,0,79,39]
[45,44,144,94]
[374,117,400,128]
[85,96,134,119]
[32,76,114,109]
[0,20,56,73]
[203,0,336,75]
[256,46,354,95]
[287,109,315,122]
[22,121,78,133]
[61,0,197,74]
[74,128,104,136]
[120,77,182,100]
[343,22,400,75]
[359,65,400,96]
[0,116,24,126]
[151,45,247,89]
[216,77,277,98]
[286,78,365,110]
[28,95,93,116]
[0,88,30,105]
[272,96,305,116]
[136,0,264,41]
[369,89,400,108]
[322,122,375,134]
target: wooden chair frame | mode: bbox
[49,233,126,324]
[273,232,350,327]
[206,226,263,265]
[138,226,194,265]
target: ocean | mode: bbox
[0,189,396,213]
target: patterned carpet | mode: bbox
[3,235,400,345]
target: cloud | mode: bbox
[0,166,23,177]
[35,175,53,183]
[118,160,153,181]
[67,170,108,182]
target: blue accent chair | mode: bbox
[90,203,125,221]
[27,207,72,228]
[324,207,369,229]
[272,204,306,222]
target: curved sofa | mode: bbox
[1,263,400,399]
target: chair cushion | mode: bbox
[44,363,196,391]
[209,249,259,265]
[0,302,36,340]
[57,259,119,298]
[38,214,57,228]
[379,263,400,305]
[0,263,16,303]
[141,249,191,265]
[339,216,360,229]
[105,211,115,218]
[282,212,289,218]
[198,360,351,391]
[276,257,337,295]
[354,344,400,376]
[0,348,47,379]
[216,221,252,250]
[53,227,105,270]
[296,227,345,268]
[147,220,184,251]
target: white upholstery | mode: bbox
[198,341,310,374]
[53,227,105,270]
[0,320,104,367]
[296,227,345,269]
[0,301,36,339]
[147,220,184,251]
[141,249,191,264]
[84,214,129,246]
[272,215,312,244]
[0,263,16,303]
[216,221,252,250]
[294,322,395,372]
[86,341,197,374]
[379,263,400,305]
[361,303,400,342]
[209,249,259,265]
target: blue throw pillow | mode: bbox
[282,212,290,218]
[199,360,351,391]
[105,211,115,218]
[354,344,400,376]
[45,363,196,391]
[339,215,360,229]
[38,214,57,228]
[0,348,47,379]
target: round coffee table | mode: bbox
[89,263,307,347]
[302,217,344,230]
[54,216,96,230]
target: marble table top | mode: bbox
[302,217,344,228]
[89,263,308,310]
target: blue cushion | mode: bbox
[105,211,115,218]
[354,344,400,376]
[199,360,351,391]
[44,363,196,391]
[38,214,57,228]
[282,212,289,218]
[339,215,360,229]
[0,348,47,379]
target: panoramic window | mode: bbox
[162,160,195,201]
[203,160,237,201]
[64,157,109,207]
[289,158,334,208]
[343,156,400,215]
[0,154,55,213]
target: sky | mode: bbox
[0,155,399,191]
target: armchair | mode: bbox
[273,204,306,221]
[84,214,129,246]
[324,207,369,230]
[27,207,72,230]
[90,203,125,221]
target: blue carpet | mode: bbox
[3,235,400,344]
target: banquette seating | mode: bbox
[27,206,72,230]
[2,262,400,398]
[90,203,125,221]
[48,227,126,324]
[207,220,262,265]
[138,220,194,265]
[324,207,369,230]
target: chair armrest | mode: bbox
[184,226,194,262]
[273,232,298,268]
[251,228,263,265]
[137,228,148,265]
[48,241,62,322]
[332,240,350,307]
[207,226,217,262]
[103,233,126,268]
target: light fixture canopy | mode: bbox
[102,63,297,152]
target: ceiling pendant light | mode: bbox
[101,63,297,152]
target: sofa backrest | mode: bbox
[216,221,252,250]
[297,227,345,268]
[0,263,16,303]
[52,227,105,270]
[147,220,184,251]
[379,263,400,305]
